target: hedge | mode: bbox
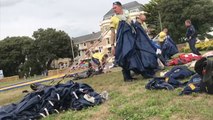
[181,40,213,53]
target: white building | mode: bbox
[73,1,145,60]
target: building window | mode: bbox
[106,38,110,44]
[83,43,86,46]
[108,48,111,53]
[104,27,108,32]
[130,9,139,13]
[82,50,85,56]
[104,16,111,20]
[99,47,102,52]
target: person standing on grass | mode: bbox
[185,20,201,55]
[110,1,158,81]
[110,1,136,82]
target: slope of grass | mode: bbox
[0,69,213,120]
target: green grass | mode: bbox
[0,68,213,120]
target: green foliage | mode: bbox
[143,0,161,36]
[0,28,78,77]
[0,36,33,77]
[144,0,213,43]
[32,28,77,70]
[181,40,213,52]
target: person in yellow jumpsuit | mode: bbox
[91,52,108,72]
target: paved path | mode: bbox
[0,74,65,92]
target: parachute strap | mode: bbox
[188,83,196,90]
[39,113,46,118]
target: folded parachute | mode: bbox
[0,81,106,120]
[161,36,178,60]
[115,21,158,77]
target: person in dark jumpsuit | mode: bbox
[185,20,201,55]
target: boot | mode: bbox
[122,69,133,82]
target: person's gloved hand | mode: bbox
[156,49,162,55]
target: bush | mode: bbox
[181,40,213,53]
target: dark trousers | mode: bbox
[92,57,100,65]
[188,38,201,55]
[92,57,103,72]
[122,68,132,81]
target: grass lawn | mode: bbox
[0,67,212,120]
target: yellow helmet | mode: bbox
[159,32,166,42]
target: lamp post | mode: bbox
[158,11,163,31]
[70,37,75,60]
[154,1,163,31]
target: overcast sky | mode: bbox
[0,0,149,40]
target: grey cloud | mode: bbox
[0,0,25,7]
[0,0,149,39]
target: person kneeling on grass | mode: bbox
[194,57,213,94]
[91,52,109,73]
[158,28,178,61]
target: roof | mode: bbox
[103,1,143,20]
[72,31,101,44]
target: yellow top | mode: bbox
[110,16,120,30]
[110,10,130,30]
[92,52,105,62]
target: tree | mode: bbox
[0,36,34,77]
[0,28,78,77]
[32,28,78,71]
[143,0,161,36]
[144,0,213,43]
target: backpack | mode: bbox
[164,66,195,79]
[179,74,202,95]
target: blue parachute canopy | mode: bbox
[161,36,179,59]
[115,21,158,77]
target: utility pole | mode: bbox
[70,37,75,60]
[154,1,162,31]
[158,11,163,31]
